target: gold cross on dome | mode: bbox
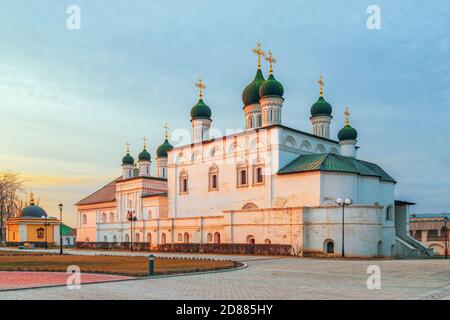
[142,137,147,149]
[252,42,265,69]
[195,78,206,99]
[318,74,324,97]
[265,50,277,74]
[29,191,35,205]
[344,107,350,125]
[163,123,170,139]
[125,142,130,153]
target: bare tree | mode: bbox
[0,172,25,243]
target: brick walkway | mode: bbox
[0,271,132,290]
[0,255,448,299]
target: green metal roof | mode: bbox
[278,153,396,183]
[61,224,75,236]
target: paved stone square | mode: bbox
[0,271,132,290]
[0,249,448,300]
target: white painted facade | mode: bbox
[75,62,422,258]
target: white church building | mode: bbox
[75,46,430,258]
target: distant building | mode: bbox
[409,213,450,255]
[6,193,60,247]
[61,224,77,246]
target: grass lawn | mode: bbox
[0,251,238,277]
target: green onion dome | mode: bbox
[156,139,174,158]
[242,69,265,106]
[259,74,284,98]
[338,125,358,141]
[138,148,151,162]
[122,152,134,165]
[310,96,332,117]
[190,98,212,120]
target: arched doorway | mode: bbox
[377,241,383,257]
[161,233,166,245]
[390,244,395,256]
[214,232,220,244]
[124,234,130,242]
[103,235,107,242]
[324,239,334,254]
[147,233,152,244]
[113,235,117,243]
[184,232,190,244]
[246,235,255,244]
[135,233,140,243]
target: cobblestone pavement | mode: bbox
[0,271,132,290]
[0,254,448,300]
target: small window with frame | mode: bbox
[179,170,188,194]
[237,166,248,188]
[37,228,44,239]
[253,165,265,185]
[208,165,219,191]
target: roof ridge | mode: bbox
[75,176,120,205]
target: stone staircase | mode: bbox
[395,235,434,258]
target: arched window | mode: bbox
[248,116,253,129]
[128,199,133,208]
[246,235,255,244]
[214,232,220,244]
[179,170,188,194]
[147,233,152,244]
[125,234,130,242]
[101,212,107,223]
[184,232,190,244]
[241,170,247,185]
[161,233,166,245]
[82,214,87,225]
[178,233,183,242]
[324,239,334,254]
[242,202,258,210]
[207,233,212,243]
[103,235,108,242]
[254,166,264,184]
[268,109,273,122]
[236,163,248,187]
[264,239,271,244]
[208,165,219,191]
[257,114,262,127]
[113,235,117,243]
[109,212,115,223]
[135,233,140,243]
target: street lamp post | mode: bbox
[58,203,64,255]
[41,215,50,250]
[443,216,448,259]
[127,210,137,252]
[336,198,353,258]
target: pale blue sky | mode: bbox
[0,1,448,225]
